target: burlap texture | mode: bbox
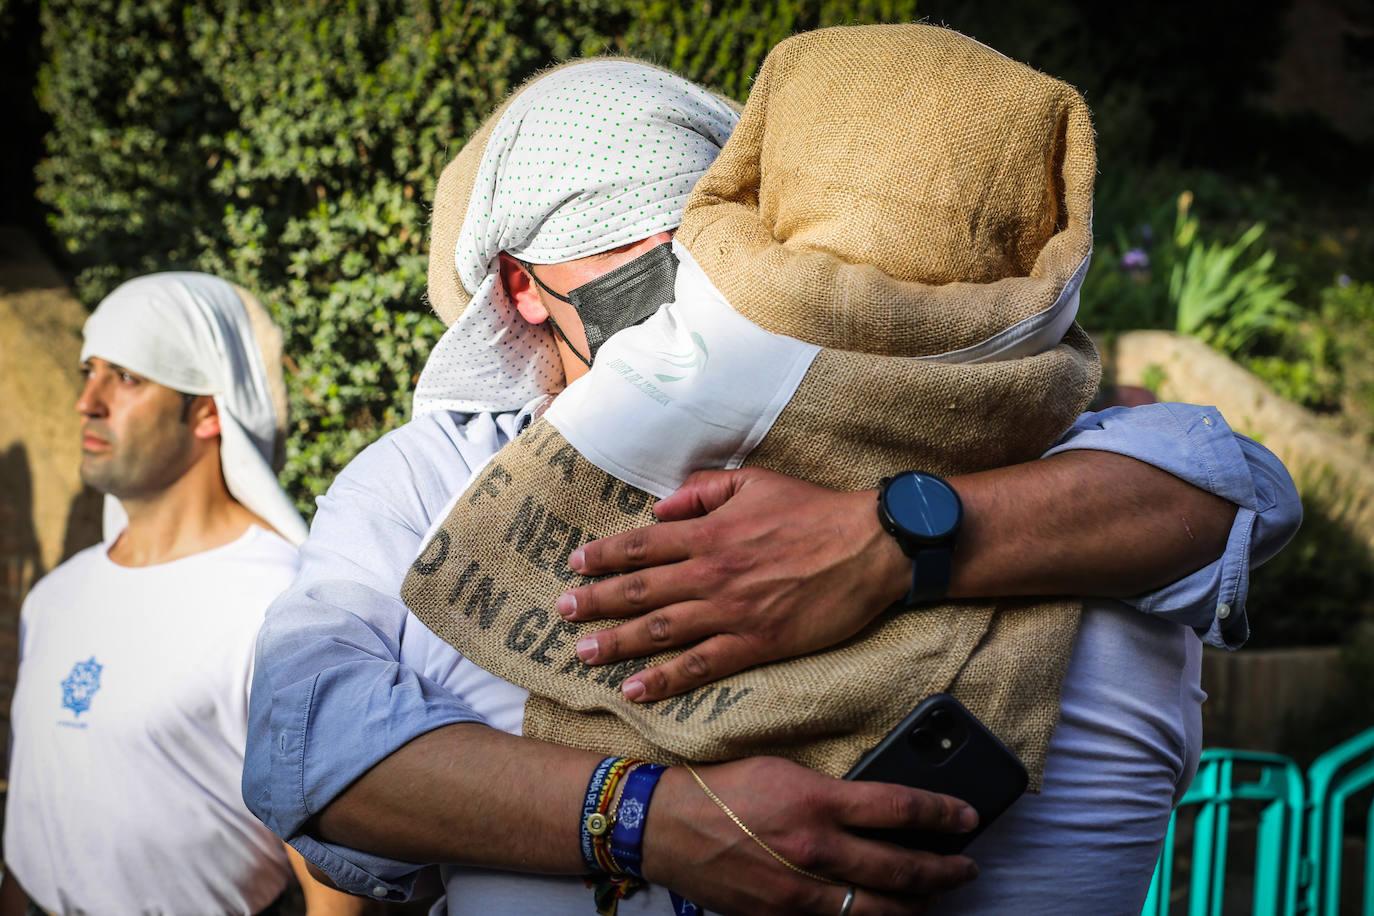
[405,24,1101,788]
[679,25,1095,356]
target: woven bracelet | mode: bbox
[580,757,652,916]
[591,757,638,874]
[579,756,620,874]
[609,762,667,878]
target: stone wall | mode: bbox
[0,227,103,767]
[1201,646,1347,751]
[1101,329,1374,554]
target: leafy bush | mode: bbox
[33,0,938,515]
[35,0,238,300]
[180,1,617,509]
[1314,278,1374,445]
[36,0,624,514]
[619,0,920,99]
[1079,187,1366,414]
[30,0,1370,523]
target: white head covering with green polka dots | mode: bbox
[414,60,738,416]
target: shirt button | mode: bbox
[372,886,389,898]
[1217,602,1232,620]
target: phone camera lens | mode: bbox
[909,727,936,754]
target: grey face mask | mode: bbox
[520,242,678,367]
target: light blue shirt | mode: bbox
[243,403,1300,900]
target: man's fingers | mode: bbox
[613,633,761,701]
[651,468,752,521]
[568,518,698,577]
[573,601,719,659]
[558,563,705,621]
[807,781,979,898]
[841,781,979,837]
[830,837,974,902]
[772,801,975,902]
[839,841,975,900]
[571,612,761,702]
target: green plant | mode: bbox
[35,0,239,301]
[181,1,607,510]
[1141,363,1166,394]
[1317,277,1374,444]
[34,0,944,515]
[37,0,633,515]
[1169,192,1299,354]
[619,0,921,100]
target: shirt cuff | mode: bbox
[1046,403,1299,648]
[286,834,427,902]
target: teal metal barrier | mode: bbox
[1304,728,1374,916]
[1142,749,1307,916]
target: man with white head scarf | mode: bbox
[245,53,1297,916]
[78,272,308,547]
[0,273,364,915]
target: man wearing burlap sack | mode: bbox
[0,274,369,916]
[246,30,1299,916]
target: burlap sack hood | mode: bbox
[404,24,1101,789]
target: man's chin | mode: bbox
[78,463,118,495]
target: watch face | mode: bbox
[886,472,961,542]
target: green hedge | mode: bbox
[35,0,924,515]
[33,0,1364,516]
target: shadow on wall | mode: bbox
[61,486,104,565]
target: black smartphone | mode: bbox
[844,693,1028,854]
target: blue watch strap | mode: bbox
[907,546,953,605]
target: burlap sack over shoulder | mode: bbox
[404,24,1101,788]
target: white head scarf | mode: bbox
[413,60,739,416]
[80,272,308,545]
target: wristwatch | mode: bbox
[877,471,963,606]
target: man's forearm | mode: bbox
[313,722,979,915]
[560,449,1237,702]
[315,723,594,872]
[948,448,1235,598]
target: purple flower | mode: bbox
[1338,274,1351,288]
[1122,247,1150,271]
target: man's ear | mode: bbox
[497,252,549,325]
[189,396,222,440]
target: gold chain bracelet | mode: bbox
[683,764,834,884]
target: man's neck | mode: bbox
[105,462,263,567]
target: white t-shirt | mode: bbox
[4,525,297,916]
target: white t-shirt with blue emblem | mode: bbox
[4,525,296,915]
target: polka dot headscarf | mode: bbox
[414,60,739,416]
